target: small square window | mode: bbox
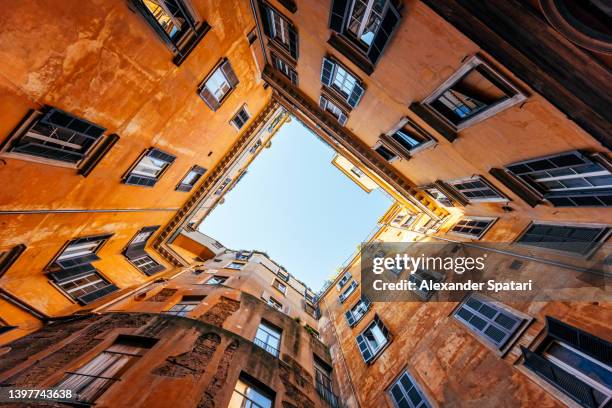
[272,278,287,294]
[165,295,205,316]
[356,315,390,363]
[450,217,497,240]
[373,143,398,163]
[230,106,251,130]
[321,58,364,108]
[199,60,239,111]
[176,165,206,192]
[448,176,506,203]
[319,96,348,126]
[267,296,283,311]
[124,148,176,187]
[226,261,246,270]
[206,275,228,285]
[271,53,298,84]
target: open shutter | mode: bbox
[345,310,355,327]
[374,315,390,340]
[49,263,98,284]
[319,96,328,111]
[221,60,239,88]
[124,173,157,187]
[41,107,106,140]
[258,2,272,37]
[367,4,400,64]
[329,0,350,32]
[77,284,118,305]
[288,25,299,59]
[148,148,176,164]
[338,112,348,126]
[546,316,611,364]
[356,333,373,363]
[521,347,598,408]
[12,142,84,164]
[362,295,371,310]
[347,82,364,108]
[199,86,221,111]
[55,253,100,270]
[321,58,335,86]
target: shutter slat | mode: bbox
[546,316,611,364]
[77,284,118,305]
[221,60,239,88]
[347,81,364,108]
[346,310,355,327]
[356,333,372,363]
[367,4,400,64]
[199,86,221,111]
[321,58,335,86]
[148,148,176,163]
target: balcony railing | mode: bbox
[253,337,280,357]
[316,381,341,408]
[231,390,269,408]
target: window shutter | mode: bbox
[41,108,106,140]
[49,263,97,284]
[148,148,176,164]
[124,173,158,187]
[356,333,373,363]
[329,0,349,32]
[321,58,335,86]
[367,4,400,64]
[12,142,84,164]
[289,69,299,85]
[374,315,390,340]
[347,82,364,108]
[546,316,611,364]
[319,96,328,110]
[258,2,272,37]
[77,284,119,305]
[199,86,221,111]
[521,346,598,408]
[362,295,371,310]
[144,263,165,276]
[288,25,299,60]
[221,60,239,88]
[55,253,100,270]
[346,310,355,327]
[338,112,348,126]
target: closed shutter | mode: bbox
[144,263,165,276]
[321,58,335,86]
[347,82,364,108]
[356,332,373,363]
[346,310,355,327]
[546,316,611,364]
[49,263,97,284]
[367,4,400,64]
[362,295,371,310]
[258,1,272,37]
[521,346,598,408]
[200,86,221,111]
[288,25,299,59]
[329,0,350,32]
[221,60,239,88]
[77,284,119,305]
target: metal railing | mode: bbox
[253,337,280,357]
[316,381,341,408]
[231,390,269,408]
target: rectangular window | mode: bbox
[388,370,432,408]
[55,271,116,305]
[198,59,239,111]
[277,269,290,282]
[450,217,497,240]
[229,376,274,408]
[230,106,251,130]
[522,317,611,408]
[454,294,525,350]
[339,280,358,303]
[373,143,398,163]
[422,55,526,130]
[337,271,352,290]
[271,52,298,84]
[315,357,340,407]
[321,58,364,108]
[54,335,156,404]
[226,261,246,270]
[356,315,390,363]
[165,295,204,316]
[319,96,348,126]
[267,296,283,311]
[517,223,610,257]
[345,295,371,327]
[505,151,612,207]
[132,255,164,275]
[206,275,227,285]
[123,227,165,275]
[380,119,436,160]
[423,185,453,207]
[254,321,281,357]
[2,107,106,166]
[272,279,287,294]
[447,176,506,203]
[408,270,444,301]
[130,0,209,65]
[0,244,26,279]
[176,165,206,192]
[123,148,176,187]
[214,177,232,195]
[260,3,299,59]
[236,251,253,261]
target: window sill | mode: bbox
[327,34,374,76]
[409,103,457,143]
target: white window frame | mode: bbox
[449,216,498,240]
[346,0,390,48]
[447,176,507,203]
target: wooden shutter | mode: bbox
[489,168,542,207]
[221,60,239,87]
[258,1,272,37]
[289,68,299,85]
[329,0,350,32]
[199,86,221,111]
[546,316,611,364]
[321,58,335,86]
[78,284,119,305]
[346,310,355,327]
[319,96,328,111]
[338,112,348,126]
[41,107,106,140]
[356,332,373,363]
[79,134,120,177]
[374,314,390,340]
[0,244,26,278]
[288,25,299,59]
[367,4,400,64]
[347,82,364,108]
[124,173,158,187]
[49,263,98,284]
[148,148,176,164]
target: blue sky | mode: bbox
[199,118,392,291]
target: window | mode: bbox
[422,55,526,131]
[373,142,398,163]
[356,315,390,363]
[272,279,287,295]
[379,118,436,158]
[123,148,176,187]
[130,0,209,65]
[267,296,283,311]
[48,235,118,304]
[522,317,611,408]
[271,52,298,84]
[277,269,290,282]
[229,376,274,408]
[388,370,432,408]
[337,271,352,290]
[408,270,444,301]
[214,177,233,195]
[315,357,340,408]
[345,296,371,327]
[123,227,165,275]
[423,185,453,207]
[2,106,106,166]
[198,59,239,111]
[254,321,281,357]
[0,244,25,278]
[230,106,251,130]
[226,261,245,270]
[54,336,156,404]
[164,295,204,316]
[447,176,506,203]
[319,96,348,126]
[259,3,299,59]
[504,151,612,207]
[454,294,525,350]
[304,302,317,318]
[206,275,227,285]
[236,251,252,261]
[351,166,364,177]
[328,0,400,68]
[176,165,206,192]
[517,223,610,257]
[450,217,497,240]
[339,280,358,303]
[321,58,364,108]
